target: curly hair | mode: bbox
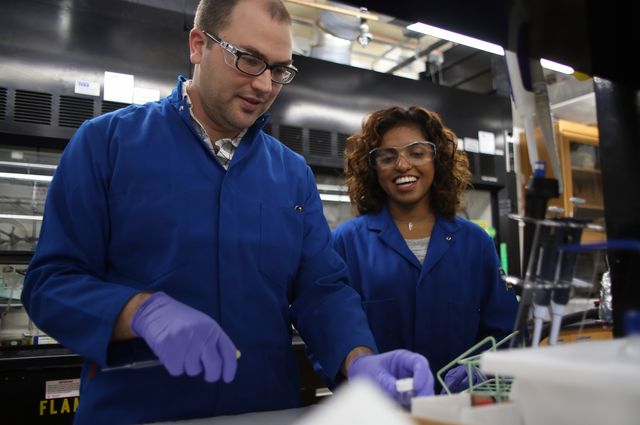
[344,105,471,219]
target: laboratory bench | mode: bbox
[150,407,311,425]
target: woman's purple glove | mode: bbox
[441,365,482,394]
[131,292,238,383]
[347,349,435,401]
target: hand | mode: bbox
[347,349,435,402]
[441,365,482,394]
[131,292,238,383]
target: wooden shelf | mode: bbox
[577,203,604,211]
[571,166,601,174]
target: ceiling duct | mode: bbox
[309,3,372,65]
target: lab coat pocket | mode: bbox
[362,298,402,352]
[258,202,303,289]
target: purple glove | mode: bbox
[347,349,435,402]
[441,365,482,394]
[131,292,238,383]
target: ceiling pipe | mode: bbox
[386,39,449,74]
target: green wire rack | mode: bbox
[437,331,520,401]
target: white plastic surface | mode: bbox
[480,338,640,425]
[411,393,523,425]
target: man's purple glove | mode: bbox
[347,349,435,402]
[131,292,238,383]
[441,365,482,394]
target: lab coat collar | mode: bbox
[422,213,461,276]
[367,205,461,272]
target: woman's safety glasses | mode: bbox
[368,141,437,170]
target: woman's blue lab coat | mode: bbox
[21,77,375,424]
[333,206,518,383]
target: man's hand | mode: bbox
[131,292,238,383]
[347,349,435,402]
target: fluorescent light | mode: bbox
[0,172,53,182]
[316,183,348,193]
[319,193,351,203]
[540,58,574,74]
[407,22,504,56]
[0,214,43,221]
[0,160,57,170]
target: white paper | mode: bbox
[74,80,100,96]
[457,138,465,151]
[103,71,134,104]
[133,87,160,105]
[478,130,496,154]
[45,379,80,399]
[464,137,479,153]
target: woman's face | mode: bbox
[375,124,435,210]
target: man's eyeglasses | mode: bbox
[368,141,437,170]
[203,31,297,85]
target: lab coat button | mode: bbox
[294,205,304,212]
[445,235,452,241]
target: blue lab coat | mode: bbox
[22,77,376,425]
[333,206,518,384]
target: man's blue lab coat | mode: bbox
[22,77,375,424]
[333,207,518,384]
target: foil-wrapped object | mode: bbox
[599,270,612,323]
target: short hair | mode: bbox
[194,0,291,36]
[344,105,471,219]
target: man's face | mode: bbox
[190,0,293,138]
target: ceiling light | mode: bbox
[0,214,43,221]
[406,22,505,56]
[407,22,575,75]
[539,58,574,74]
[0,172,53,182]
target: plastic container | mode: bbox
[480,339,640,425]
[395,377,414,406]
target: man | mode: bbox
[21,1,433,424]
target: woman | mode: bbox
[335,105,518,392]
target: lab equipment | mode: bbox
[510,161,560,347]
[438,332,517,400]
[131,291,239,383]
[481,338,640,425]
[347,349,435,401]
[102,359,165,371]
[547,219,585,345]
[102,349,242,372]
[530,219,561,347]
